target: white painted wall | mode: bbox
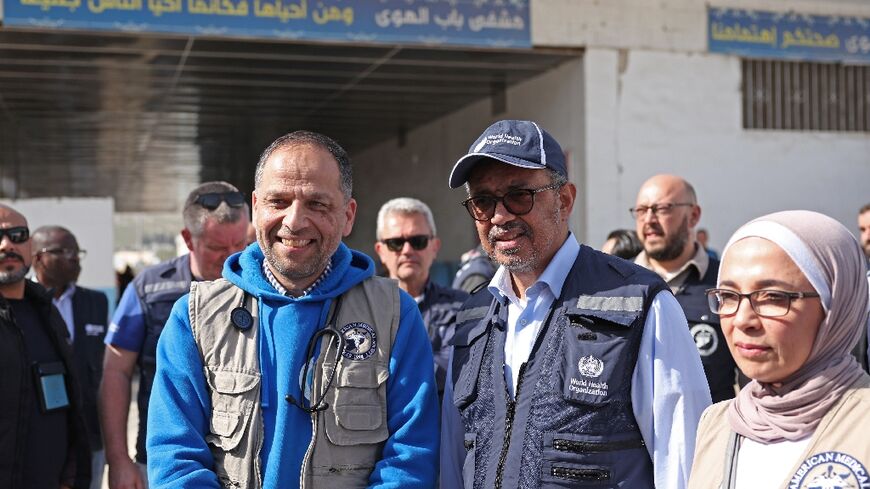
[583,48,870,252]
[0,198,116,292]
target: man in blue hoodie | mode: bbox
[146,131,439,488]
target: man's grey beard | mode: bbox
[647,216,690,262]
[0,265,29,286]
[485,206,561,274]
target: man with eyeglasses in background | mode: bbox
[100,181,249,489]
[0,204,92,488]
[440,121,710,489]
[32,226,109,489]
[631,175,738,403]
[374,197,468,399]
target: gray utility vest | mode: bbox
[189,276,400,489]
[451,245,668,489]
[135,254,192,463]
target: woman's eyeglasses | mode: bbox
[380,235,431,252]
[705,288,820,317]
[461,183,562,221]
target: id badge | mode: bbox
[32,362,70,413]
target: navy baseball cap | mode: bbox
[448,120,567,189]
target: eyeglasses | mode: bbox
[461,183,563,221]
[380,235,431,252]
[194,192,245,210]
[37,248,87,261]
[0,226,29,244]
[629,203,694,220]
[705,288,820,318]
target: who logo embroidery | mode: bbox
[578,355,604,378]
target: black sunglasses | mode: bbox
[380,235,431,252]
[0,226,29,244]
[194,192,245,210]
[461,183,562,222]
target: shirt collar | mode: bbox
[54,283,76,303]
[488,232,580,305]
[635,242,709,285]
[262,260,332,298]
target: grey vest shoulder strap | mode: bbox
[189,279,264,489]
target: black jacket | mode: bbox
[0,281,91,489]
[70,286,109,450]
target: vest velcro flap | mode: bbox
[334,360,387,388]
[323,359,389,446]
[205,367,261,452]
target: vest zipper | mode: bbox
[299,412,318,489]
[494,362,527,489]
[553,437,645,453]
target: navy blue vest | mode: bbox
[451,246,667,488]
[673,258,738,403]
[133,254,192,463]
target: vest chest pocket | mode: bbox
[204,367,260,452]
[323,360,389,446]
[560,311,639,407]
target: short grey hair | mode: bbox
[376,197,437,240]
[183,181,250,237]
[254,130,352,201]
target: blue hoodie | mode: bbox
[146,243,439,488]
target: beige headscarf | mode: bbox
[720,210,869,443]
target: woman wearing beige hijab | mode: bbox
[688,210,870,489]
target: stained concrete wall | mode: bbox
[346,57,585,265]
[583,47,870,252]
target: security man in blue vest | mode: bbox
[440,120,712,489]
[100,181,249,489]
[632,175,739,402]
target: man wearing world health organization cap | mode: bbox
[440,120,711,489]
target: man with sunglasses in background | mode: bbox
[632,175,738,402]
[374,197,468,399]
[145,131,438,488]
[100,181,249,489]
[440,121,711,489]
[32,226,109,489]
[0,204,92,488]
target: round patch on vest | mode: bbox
[341,322,377,361]
[230,307,254,331]
[691,323,718,357]
[788,451,868,489]
[578,355,604,378]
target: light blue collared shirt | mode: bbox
[440,233,712,489]
[489,233,579,397]
[52,284,76,341]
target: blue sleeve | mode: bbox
[439,353,465,489]
[146,295,221,488]
[368,291,439,488]
[105,281,146,352]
